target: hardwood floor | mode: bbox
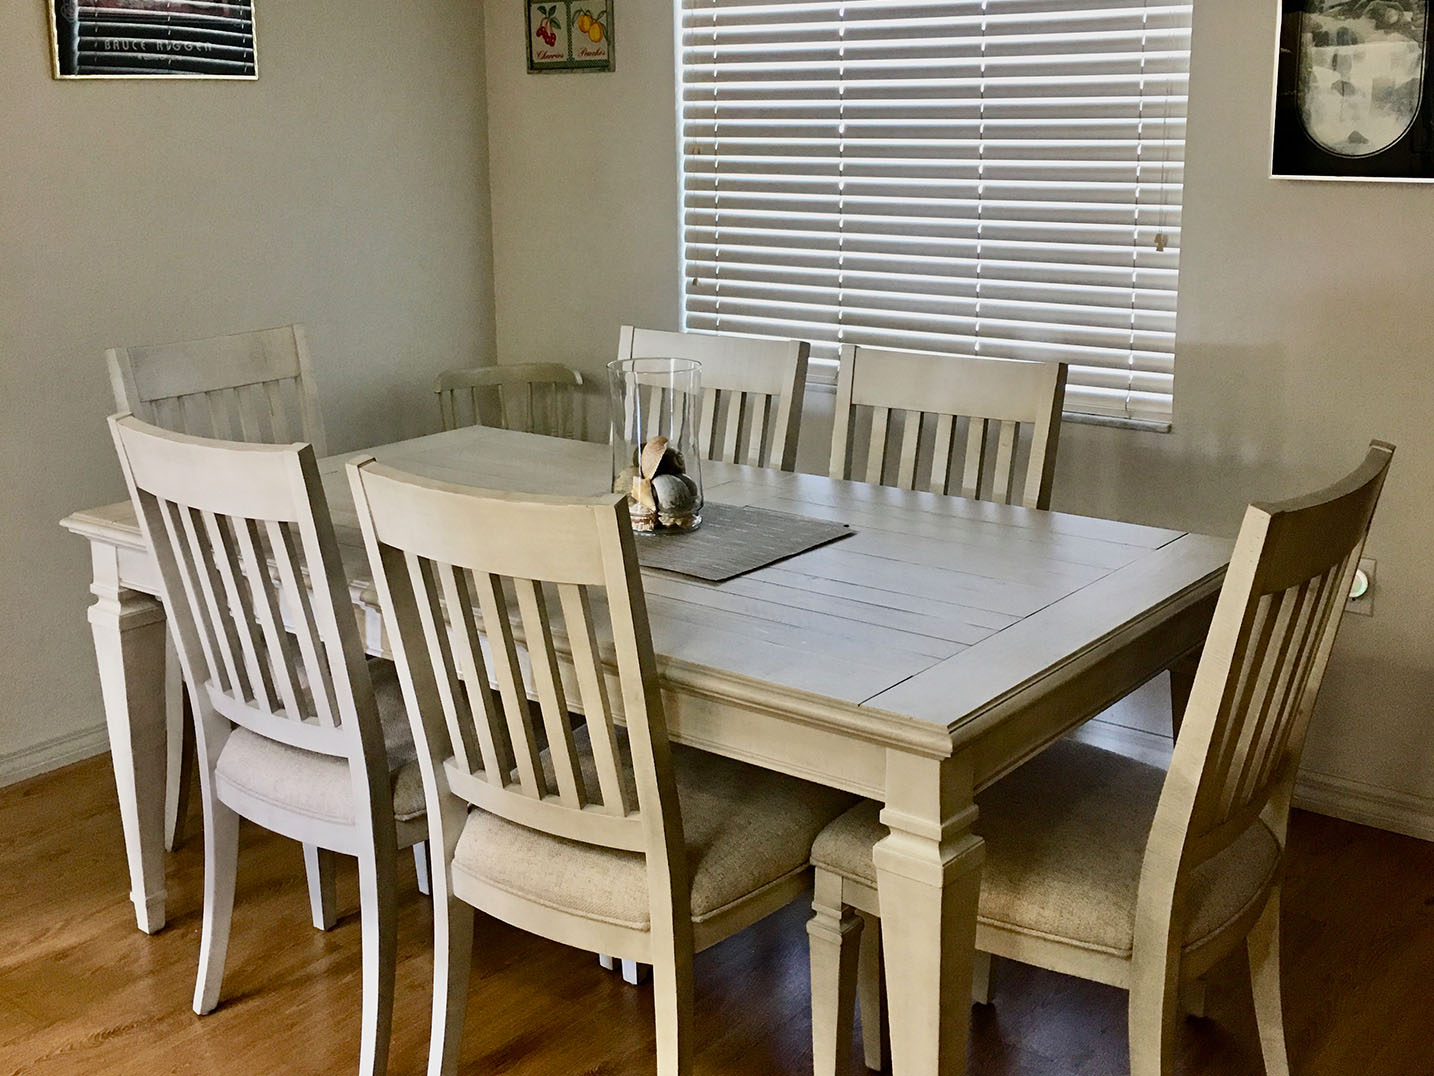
[2,755,1432,1075]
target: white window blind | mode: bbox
[679,0,1190,426]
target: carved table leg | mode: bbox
[87,545,169,934]
[873,751,984,1076]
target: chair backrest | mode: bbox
[1141,441,1393,935]
[618,326,810,471]
[108,415,385,787]
[434,363,585,437]
[348,461,686,898]
[829,344,1067,509]
[106,324,328,457]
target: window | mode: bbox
[679,0,1191,427]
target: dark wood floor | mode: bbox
[2,755,1433,1075]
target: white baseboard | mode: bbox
[1293,769,1434,843]
[0,724,110,789]
[1075,718,1434,843]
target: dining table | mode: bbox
[61,423,1230,1076]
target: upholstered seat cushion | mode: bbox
[214,658,425,825]
[451,737,859,931]
[810,738,1281,957]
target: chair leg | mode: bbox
[429,888,475,1076]
[163,641,194,852]
[303,843,339,931]
[1248,888,1291,1076]
[651,953,695,1076]
[413,841,432,897]
[356,841,397,1076]
[192,796,240,1015]
[1127,954,1181,1076]
[809,872,864,1076]
[855,910,889,1071]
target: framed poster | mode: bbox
[1272,0,1434,180]
[527,1,613,73]
[49,0,257,80]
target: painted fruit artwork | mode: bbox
[531,3,564,62]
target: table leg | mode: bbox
[873,751,984,1076]
[87,546,169,934]
[1169,649,1201,740]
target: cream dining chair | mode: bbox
[347,461,858,1076]
[106,324,428,922]
[106,326,323,846]
[807,441,1394,1076]
[109,415,429,1076]
[434,362,585,437]
[618,326,810,471]
[830,343,1067,509]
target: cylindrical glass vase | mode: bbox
[609,357,704,533]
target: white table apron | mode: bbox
[62,425,1230,1076]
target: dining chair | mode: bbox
[107,323,328,454]
[347,461,859,1076]
[108,414,429,1076]
[434,362,585,437]
[829,344,1067,509]
[618,325,810,471]
[106,324,328,857]
[806,441,1394,1076]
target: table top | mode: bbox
[64,425,1230,757]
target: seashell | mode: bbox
[655,447,686,477]
[640,436,669,479]
[613,465,639,495]
[631,476,657,511]
[658,512,698,530]
[651,474,698,515]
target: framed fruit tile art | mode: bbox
[528,1,613,72]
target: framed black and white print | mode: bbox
[1272,0,1434,180]
[49,1,258,80]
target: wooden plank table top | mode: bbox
[62,424,1230,1076]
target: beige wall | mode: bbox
[0,1,494,776]
[484,3,1434,828]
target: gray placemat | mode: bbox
[634,501,853,582]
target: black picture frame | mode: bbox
[1272,0,1434,180]
[49,0,257,80]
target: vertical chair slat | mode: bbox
[1219,588,1301,821]
[514,578,587,809]
[698,388,718,461]
[992,420,1018,505]
[230,386,262,443]
[178,505,248,700]
[746,393,769,467]
[930,413,955,495]
[557,583,635,816]
[201,511,276,716]
[412,556,485,778]
[474,572,548,799]
[234,516,306,721]
[204,390,235,441]
[264,380,293,443]
[896,411,921,490]
[157,498,226,692]
[721,390,743,464]
[267,520,339,728]
[865,407,889,485]
[1202,592,1280,826]
[961,418,988,500]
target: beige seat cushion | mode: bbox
[452,735,859,931]
[214,658,425,825]
[810,738,1281,957]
